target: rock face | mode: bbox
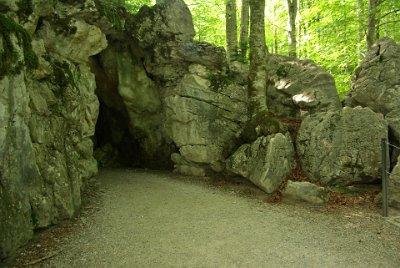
[346,38,400,116]
[282,180,330,205]
[165,65,248,175]
[346,38,400,152]
[0,1,107,258]
[2,0,397,261]
[123,0,247,174]
[227,133,294,193]
[266,55,342,120]
[297,107,388,186]
[389,155,400,209]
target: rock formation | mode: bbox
[227,133,294,193]
[0,0,106,258]
[1,0,399,260]
[266,55,342,120]
[297,107,387,186]
[345,38,400,208]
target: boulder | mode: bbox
[165,64,248,175]
[227,133,294,193]
[39,19,107,64]
[266,55,342,120]
[389,155,400,209]
[346,38,400,116]
[297,106,388,186]
[282,180,330,205]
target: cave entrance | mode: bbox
[89,50,176,171]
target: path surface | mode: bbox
[9,169,400,267]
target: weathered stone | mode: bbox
[226,144,251,178]
[0,74,36,259]
[297,106,388,186]
[266,55,342,120]
[227,133,294,193]
[282,180,330,205]
[131,0,194,47]
[389,155,400,209]
[39,19,107,63]
[346,38,400,116]
[0,1,106,257]
[165,69,248,175]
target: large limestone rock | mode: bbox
[346,38,400,158]
[165,64,248,175]
[266,55,342,120]
[0,3,106,258]
[227,133,294,193]
[282,180,330,205]
[297,107,388,186]
[389,156,400,209]
[346,38,400,116]
[129,0,226,82]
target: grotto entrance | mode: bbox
[89,51,176,171]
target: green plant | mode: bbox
[16,0,34,21]
[207,73,233,91]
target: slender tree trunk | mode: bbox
[274,27,278,54]
[226,0,238,61]
[367,0,382,49]
[357,0,365,61]
[287,0,298,57]
[249,0,267,117]
[240,0,250,61]
[273,5,278,54]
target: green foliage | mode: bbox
[124,0,153,13]
[183,0,399,96]
[207,73,233,91]
[0,14,38,79]
[52,60,81,93]
[96,0,126,31]
[185,0,226,47]
[95,0,153,31]
[16,0,34,20]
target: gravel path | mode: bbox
[8,169,400,267]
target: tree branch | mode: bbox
[378,9,400,20]
[377,19,400,27]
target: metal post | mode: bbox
[381,138,389,217]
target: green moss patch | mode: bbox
[207,73,234,92]
[16,0,34,21]
[0,14,38,78]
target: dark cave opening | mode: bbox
[89,54,176,171]
[93,101,144,168]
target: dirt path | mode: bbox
[7,169,400,267]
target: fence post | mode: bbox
[381,138,389,217]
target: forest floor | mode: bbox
[5,169,400,267]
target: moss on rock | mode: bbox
[0,14,38,78]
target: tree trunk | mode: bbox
[287,0,298,57]
[240,0,250,61]
[357,0,365,61]
[273,5,278,54]
[249,0,267,117]
[226,0,238,61]
[367,0,382,49]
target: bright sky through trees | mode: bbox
[123,0,399,96]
